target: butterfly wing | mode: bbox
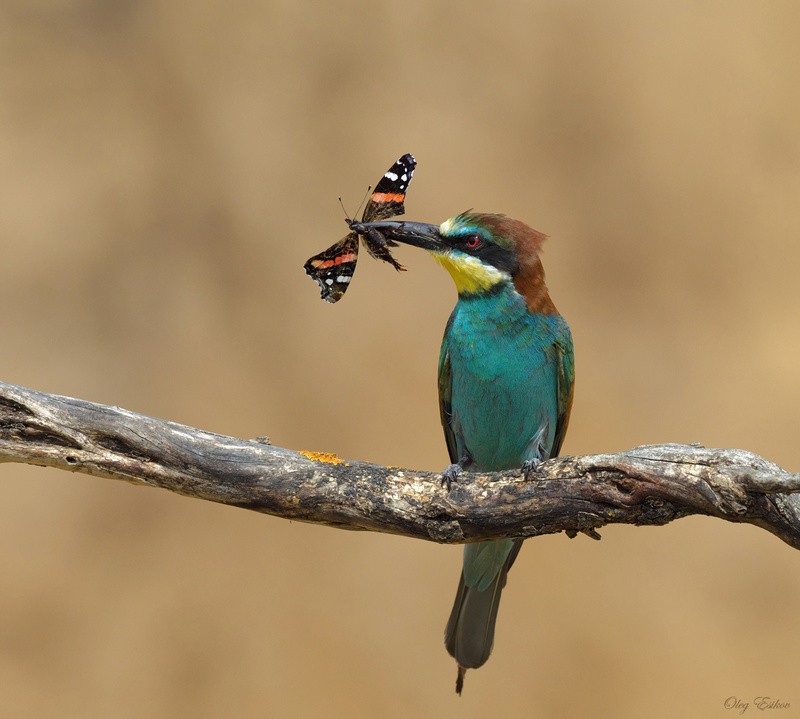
[303,233,359,303]
[362,153,416,223]
[361,226,405,271]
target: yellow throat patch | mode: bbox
[432,251,510,295]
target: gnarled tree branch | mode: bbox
[2,379,800,548]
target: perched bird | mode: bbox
[351,212,575,694]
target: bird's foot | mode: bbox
[441,463,462,491]
[521,422,550,479]
[441,451,473,491]
[521,457,541,480]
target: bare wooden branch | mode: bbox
[2,379,800,548]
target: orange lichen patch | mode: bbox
[298,450,344,465]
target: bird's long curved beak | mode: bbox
[349,220,446,252]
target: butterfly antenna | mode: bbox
[352,185,372,219]
[337,196,351,221]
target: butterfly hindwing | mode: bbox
[361,226,404,270]
[303,233,359,303]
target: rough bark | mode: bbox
[2,379,799,548]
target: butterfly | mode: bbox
[304,153,416,303]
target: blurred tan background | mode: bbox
[1,1,799,717]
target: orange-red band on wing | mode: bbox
[371,192,405,203]
[310,252,357,269]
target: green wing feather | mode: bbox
[438,317,459,464]
[551,335,575,458]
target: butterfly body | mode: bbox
[304,153,416,302]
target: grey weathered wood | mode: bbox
[2,379,800,548]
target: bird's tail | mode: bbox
[444,538,523,694]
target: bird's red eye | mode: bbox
[465,235,482,249]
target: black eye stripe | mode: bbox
[448,236,517,275]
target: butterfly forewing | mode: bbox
[359,153,415,270]
[303,233,359,303]
[362,153,416,223]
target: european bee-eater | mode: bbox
[353,213,575,694]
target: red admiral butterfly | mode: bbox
[304,153,416,303]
